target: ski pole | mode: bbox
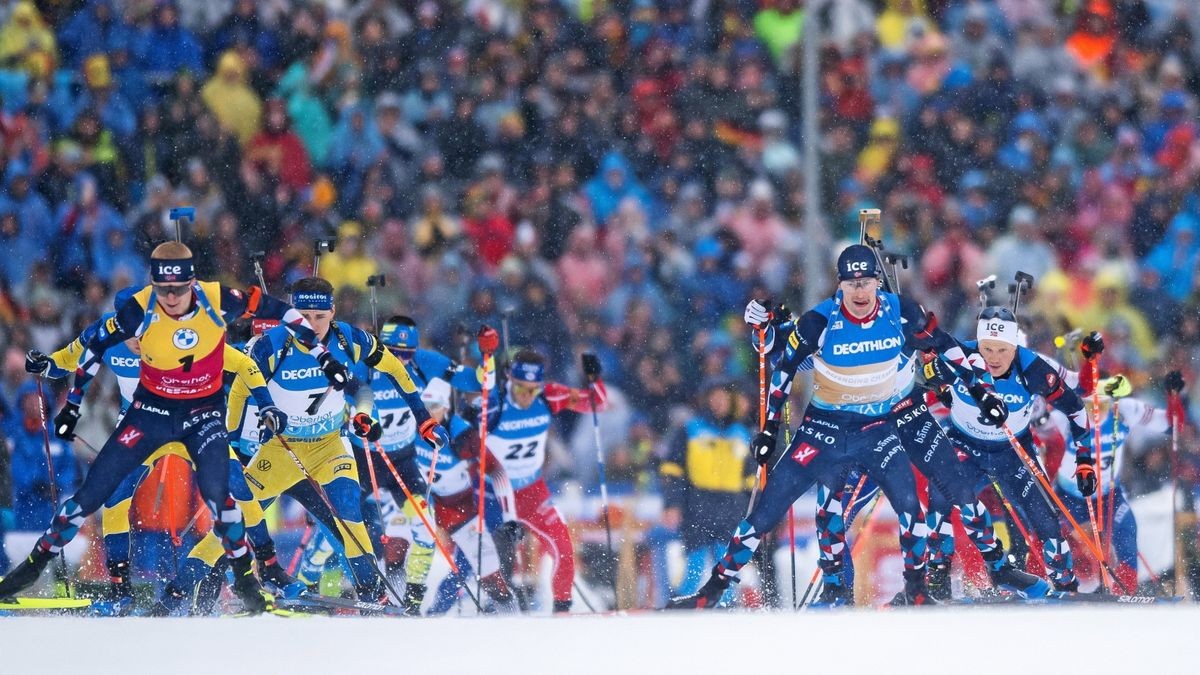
[1137,551,1162,587]
[746,325,768,517]
[1168,389,1182,594]
[1105,400,1120,567]
[1088,360,1109,590]
[370,439,482,611]
[287,524,315,576]
[582,353,619,609]
[998,422,1130,593]
[33,379,72,597]
[990,480,1033,549]
[785,402,796,609]
[477,347,492,605]
[273,434,403,603]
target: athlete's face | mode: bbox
[510,380,542,409]
[839,277,880,318]
[299,308,334,340]
[153,282,193,315]
[978,339,1017,376]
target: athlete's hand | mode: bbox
[495,520,526,543]
[751,419,781,466]
[744,299,770,328]
[1166,370,1185,394]
[477,325,499,356]
[968,383,1008,427]
[25,350,51,376]
[1075,456,1097,496]
[920,356,951,387]
[351,412,382,442]
[419,418,449,450]
[53,402,81,440]
[1081,331,1104,360]
[1104,374,1131,398]
[257,405,288,444]
[317,352,349,391]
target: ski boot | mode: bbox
[665,571,731,610]
[480,572,520,613]
[552,599,572,614]
[810,559,854,607]
[402,583,426,617]
[0,546,54,600]
[230,555,271,615]
[1053,576,1079,593]
[889,569,939,606]
[260,560,307,598]
[984,549,1050,598]
[91,560,135,616]
[926,560,953,602]
[150,583,189,617]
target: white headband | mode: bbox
[977,318,1020,346]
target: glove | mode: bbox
[921,356,951,387]
[257,405,288,444]
[1166,370,1185,394]
[25,350,51,376]
[418,418,450,450]
[495,519,526,543]
[351,412,382,442]
[317,352,349,391]
[1074,456,1097,497]
[477,325,499,356]
[744,299,771,327]
[1081,331,1104,360]
[935,385,953,409]
[1103,374,1131,398]
[750,419,781,466]
[581,353,602,380]
[54,402,81,440]
[968,383,1008,427]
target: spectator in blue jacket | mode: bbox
[4,381,78,531]
[134,1,203,88]
[56,0,134,70]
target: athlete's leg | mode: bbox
[516,479,575,607]
[989,441,1076,589]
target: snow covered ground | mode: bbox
[1,605,1195,674]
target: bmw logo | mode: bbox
[172,328,199,350]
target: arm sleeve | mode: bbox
[223,345,274,410]
[358,328,431,427]
[1026,355,1091,446]
[1124,398,1171,435]
[659,429,687,510]
[765,310,827,423]
[220,285,330,362]
[68,300,144,405]
[419,350,481,393]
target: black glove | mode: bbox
[1075,456,1097,497]
[771,303,793,327]
[968,383,1008,427]
[317,351,349,391]
[921,356,951,387]
[581,353,602,380]
[1081,331,1104,360]
[1166,370,1185,394]
[257,405,288,444]
[53,402,81,440]
[495,520,526,543]
[351,412,382,442]
[751,419,781,466]
[935,385,953,409]
[25,350,51,376]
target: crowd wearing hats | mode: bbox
[0,0,1198,553]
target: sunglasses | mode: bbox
[386,346,416,360]
[840,278,878,290]
[512,381,543,396]
[978,306,1016,322]
[153,283,192,298]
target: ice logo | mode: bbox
[173,327,200,349]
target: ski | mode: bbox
[952,592,1180,606]
[0,596,93,612]
[277,594,407,617]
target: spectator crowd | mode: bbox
[0,0,1199,591]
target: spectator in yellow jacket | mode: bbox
[320,220,379,293]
